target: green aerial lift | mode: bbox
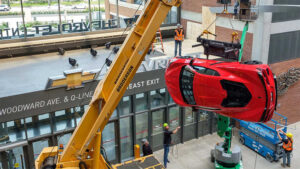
[209,1,250,165]
[194,19,248,169]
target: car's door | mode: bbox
[191,65,225,109]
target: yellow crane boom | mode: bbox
[35,0,181,168]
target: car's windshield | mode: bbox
[192,66,220,76]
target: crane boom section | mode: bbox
[60,0,181,162]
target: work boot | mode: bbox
[281,163,286,168]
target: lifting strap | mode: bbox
[239,21,249,62]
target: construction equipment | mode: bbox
[211,115,243,169]
[196,16,252,169]
[151,28,165,53]
[35,0,181,168]
[239,112,288,162]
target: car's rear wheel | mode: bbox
[243,60,262,65]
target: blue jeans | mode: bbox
[163,144,170,168]
[174,40,182,57]
[283,151,291,166]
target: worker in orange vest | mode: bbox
[277,129,293,168]
[174,24,184,57]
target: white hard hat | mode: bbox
[142,139,148,143]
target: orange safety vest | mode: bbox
[175,29,184,41]
[283,138,293,151]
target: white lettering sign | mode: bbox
[0,91,94,117]
[127,78,160,90]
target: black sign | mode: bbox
[0,69,166,122]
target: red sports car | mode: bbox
[165,57,277,122]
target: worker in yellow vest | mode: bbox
[174,24,184,57]
[277,130,293,168]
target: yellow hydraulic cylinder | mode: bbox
[93,132,107,169]
[134,144,140,159]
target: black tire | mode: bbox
[210,150,215,163]
[243,60,262,65]
[239,137,245,145]
[266,153,274,162]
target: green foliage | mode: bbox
[9,0,105,7]
[0,11,21,16]
[0,22,9,29]
[24,21,43,28]
[0,7,104,16]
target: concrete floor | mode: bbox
[154,121,300,169]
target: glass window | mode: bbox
[135,93,148,112]
[183,107,196,141]
[151,109,165,149]
[77,105,117,123]
[90,0,105,31]
[0,0,25,40]
[32,139,49,160]
[118,96,131,116]
[197,110,211,136]
[0,119,26,145]
[198,110,209,122]
[168,93,175,104]
[193,66,220,76]
[53,109,75,132]
[74,106,85,125]
[102,122,118,163]
[0,146,26,169]
[135,112,148,154]
[150,88,166,108]
[163,7,178,24]
[184,107,195,125]
[111,109,118,119]
[22,0,61,38]
[57,133,72,149]
[26,113,51,138]
[99,0,120,30]
[169,106,181,144]
[120,117,133,161]
[180,66,196,105]
[62,0,92,34]
[169,106,180,130]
